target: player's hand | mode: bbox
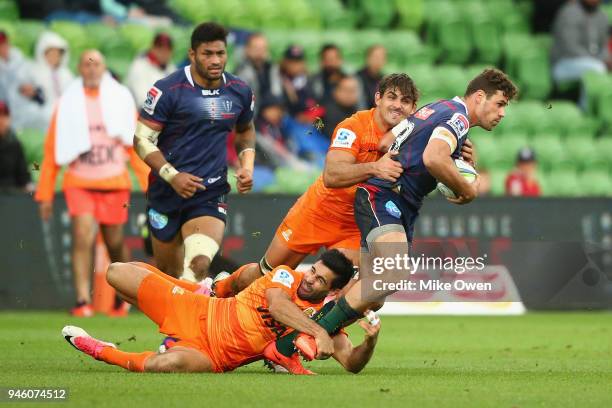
[359,319,381,343]
[235,168,253,194]
[461,139,475,166]
[314,330,335,360]
[170,172,206,199]
[39,201,53,222]
[373,150,403,182]
[446,176,480,205]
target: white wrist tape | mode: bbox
[159,163,179,184]
[134,121,161,159]
[365,310,380,326]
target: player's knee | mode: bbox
[189,255,211,280]
[106,262,128,287]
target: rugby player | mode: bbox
[267,69,519,364]
[62,250,379,374]
[133,22,256,282]
[213,74,418,297]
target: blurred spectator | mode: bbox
[0,30,48,130]
[30,31,74,125]
[125,32,175,107]
[356,45,387,109]
[532,0,567,33]
[551,0,611,108]
[310,43,345,103]
[0,101,32,192]
[35,50,149,317]
[505,147,541,197]
[322,75,359,138]
[234,32,282,114]
[279,44,318,119]
[254,95,312,171]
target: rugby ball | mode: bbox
[436,159,478,199]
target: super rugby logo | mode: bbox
[143,86,162,115]
[272,269,294,288]
[447,113,470,139]
[331,128,357,148]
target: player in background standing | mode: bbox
[133,22,256,282]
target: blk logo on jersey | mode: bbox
[202,89,220,96]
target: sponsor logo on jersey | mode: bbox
[415,106,435,120]
[143,86,162,115]
[281,228,292,241]
[390,121,415,151]
[148,208,168,230]
[172,286,185,295]
[272,269,295,288]
[385,200,402,219]
[303,307,317,318]
[331,128,357,148]
[202,89,220,96]
[447,113,470,139]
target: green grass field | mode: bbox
[1,311,611,407]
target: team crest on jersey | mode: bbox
[414,106,435,120]
[143,86,162,115]
[331,128,357,148]
[447,113,470,139]
[272,269,294,288]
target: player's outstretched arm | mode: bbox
[234,121,256,194]
[266,288,335,359]
[323,150,403,188]
[332,317,380,374]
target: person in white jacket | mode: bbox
[30,31,74,125]
[125,32,175,107]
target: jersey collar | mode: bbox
[184,65,227,88]
[452,96,469,116]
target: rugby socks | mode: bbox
[214,263,256,298]
[133,262,200,292]
[98,347,155,372]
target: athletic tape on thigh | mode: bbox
[365,224,406,251]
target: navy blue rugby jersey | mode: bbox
[368,97,470,210]
[140,66,254,208]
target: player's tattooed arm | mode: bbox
[234,121,256,194]
[323,150,403,188]
[423,131,479,204]
[332,318,380,373]
[266,288,335,359]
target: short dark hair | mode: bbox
[378,73,419,103]
[319,249,354,290]
[320,43,341,57]
[191,22,228,50]
[465,68,518,100]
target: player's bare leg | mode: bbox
[151,232,184,278]
[144,346,215,373]
[214,235,307,297]
[100,224,129,263]
[71,214,97,305]
[180,216,224,282]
